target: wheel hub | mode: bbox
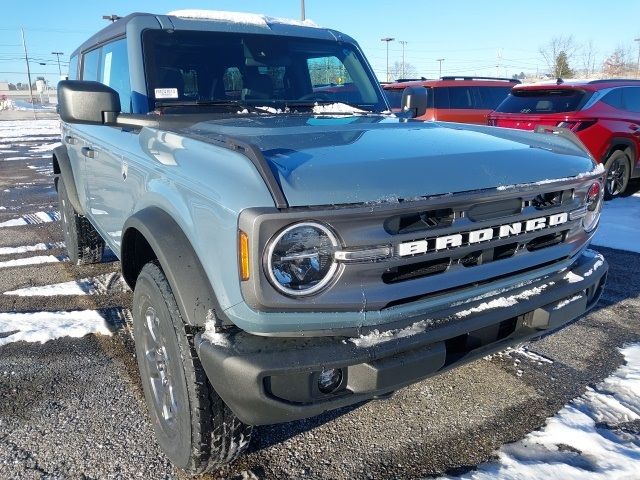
[606,158,627,196]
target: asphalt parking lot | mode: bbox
[0,118,639,479]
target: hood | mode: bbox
[168,115,596,207]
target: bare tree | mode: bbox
[581,40,598,77]
[539,35,577,77]
[389,61,417,81]
[603,46,631,77]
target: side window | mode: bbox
[601,88,623,109]
[101,39,132,113]
[68,55,79,80]
[82,47,101,81]
[477,87,512,109]
[434,87,450,108]
[448,87,473,109]
[622,87,640,113]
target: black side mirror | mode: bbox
[57,80,121,125]
[401,86,428,118]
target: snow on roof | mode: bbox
[167,10,319,29]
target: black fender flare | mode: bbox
[121,207,229,328]
[52,145,85,215]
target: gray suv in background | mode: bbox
[54,10,608,474]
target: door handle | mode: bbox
[81,147,96,159]
[64,135,77,145]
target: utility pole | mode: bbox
[381,37,395,82]
[437,58,445,78]
[51,52,63,77]
[301,0,306,21]
[635,38,640,79]
[20,28,36,119]
[399,40,408,79]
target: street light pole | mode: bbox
[301,0,305,21]
[20,28,36,119]
[51,51,63,77]
[381,37,395,82]
[399,40,407,79]
[437,58,445,78]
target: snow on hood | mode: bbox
[312,102,371,115]
[167,10,319,28]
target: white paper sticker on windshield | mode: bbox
[154,88,179,99]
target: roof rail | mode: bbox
[587,78,640,84]
[394,77,428,82]
[440,76,521,83]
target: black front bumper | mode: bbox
[196,250,607,426]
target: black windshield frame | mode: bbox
[141,29,388,113]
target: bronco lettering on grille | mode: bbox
[398,212,568,257]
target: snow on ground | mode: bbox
[442,344,640,480]
[1,99,56,113]
[0,211,60,227]
[3,273,129,296]
[0,255,64,269]
[0,119,59,139]
[28,141,61,153]
[0,310,112,346]
[592,192,640,254]
[0,242,64,256]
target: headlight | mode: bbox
[265,222,339,296]
[583,181,603,232]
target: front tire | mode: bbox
[132,262,252,474]
[57,176,105,264]
[603,150,630,199]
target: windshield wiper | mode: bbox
[154,99,260,112]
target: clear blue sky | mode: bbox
[1,0,639,85]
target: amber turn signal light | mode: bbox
[239,230,250,281]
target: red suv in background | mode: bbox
[383,77,518,124]
[488,79,640,198]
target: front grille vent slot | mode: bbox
[384,208,454,235]
[382,258,451,284]
[526,230,567,251]
[466,198,522,222]
[531,189,573,210]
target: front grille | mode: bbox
[372,187,581,288]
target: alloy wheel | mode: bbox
[606,157,628,198]
[141,306,179,432]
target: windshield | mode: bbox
[495,88,591,114]
[141,30,387,113]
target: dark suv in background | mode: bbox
[489,79,640,198]
[384,76,518,124]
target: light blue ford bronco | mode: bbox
[54,10,608,474]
